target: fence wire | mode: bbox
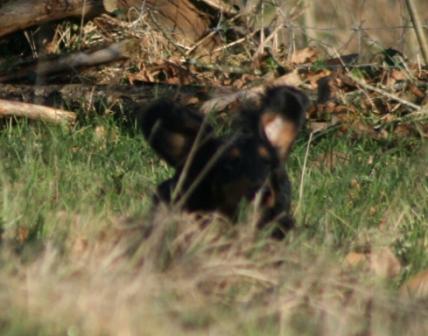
[262,0,428,61]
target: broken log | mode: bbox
[0,0,104,38]
[0,83,212,111]
[113,0,218,51]
[0,39,140,83]
[0,98,76,124]
[0,0,218,54]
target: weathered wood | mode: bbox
[116,0,218,52]
[0,39,140,83]
[0,0,217,51]
[198,0,238,15]
[0,98,76,124]
[0,83,212,110]
[0,0,218,83]
[0,0,104,38]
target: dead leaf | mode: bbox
[394,124,412,137]
[309,121,331,133]
[17,227,29,243]
[352,122,379,138]
[345,252,368,267]
[271,69,302,87]
[385,69,407,87]
[408,84,425,98]
[103,0,118,12]
[307,70,332,90]
[290,47,317,64]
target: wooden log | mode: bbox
[0,83,212,110]
[0,98,76,124]
[114,0,218,52]
[0,0,104,38]
[0,0,212,45]
[0,39,140,83]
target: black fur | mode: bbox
[139,86,309,238]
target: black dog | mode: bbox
[139,86,308,238]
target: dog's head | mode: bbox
[239,86,308,162]
[258,86,308,161]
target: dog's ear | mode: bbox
[259,86,308,161]
[139,99,211,167]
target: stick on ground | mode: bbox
[0,99,76,124]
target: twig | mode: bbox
[171,116,212,203]
[185,30,218,56]
[186,59,253,74]
[199,0,237,15]
[400,106,428,122]
[175,136,237,210]
[0,40,138,82]
[0,99,76,124]
[296,132,314,214]
[347,75,421,111]
[213,30,258,53]
[200,72,304,114]
[185,5,246,56]
[253,24,283,58]
[405,0,428,65]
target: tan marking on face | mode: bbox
[260,112,276,130]
[257,145,270,159]
[262,113,297,161]
[263,180,276,208]
[166,132,189,159]
[276,121,297,160]
[228,146,241,159]
[264,191,276,208]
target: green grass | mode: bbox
[0,119,427,335]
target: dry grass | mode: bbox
[1,205,427,335]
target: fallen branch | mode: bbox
[0,99,76,124]
[0,83,211,109]
[200,71,304,113]
[0,0,103,38]
[347,74,421,111]
[199,0,238,15]
[0,39,140,83]
[400,106,428,122]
